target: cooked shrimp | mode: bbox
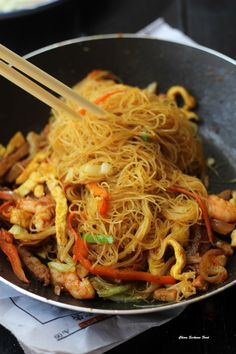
[64,272,95,299]
[15,197,37,213]
[16,195,54,213]
[199,249,228,284]
[12,195,55,231]
[50,268,95,299]
[207,195,236,223]
[31,203,55,231]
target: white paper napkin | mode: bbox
[0,19,194,354]
[0,282,186,354]
[138,17,196,45]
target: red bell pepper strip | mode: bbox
[69,212,88,259]
[88,265,176,284]
[0,229,29,283]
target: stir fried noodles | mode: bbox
[0,70,235,303]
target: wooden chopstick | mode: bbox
[0,43,106,117]
[0,60,80,119]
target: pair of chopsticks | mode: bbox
[0,44,106,118]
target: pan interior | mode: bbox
[0,37,236,313]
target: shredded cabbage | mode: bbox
[48,261,75,273]
[9,224,56,241]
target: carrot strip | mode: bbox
[68,214,176,285]
[87,182,110,216]
[87,182,109,198]
[79,108,86,116]
[98,199,109,216]
[68,212,88,259]
[94,89,124,105]
[168,186,215,245]
[89,265,176,284]
[0,229,29,283]
[79,89,125,116]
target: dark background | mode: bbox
[0,0,236,353]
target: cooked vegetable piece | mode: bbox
[83,234,113,244]
[91,277,131,297]
[86,182,110,216]
[0,229,29,283]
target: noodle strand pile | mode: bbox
[0,70,234,303]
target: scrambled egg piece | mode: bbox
[15,159,68,261]
[167,238,195,281]
[16,150,49,184]
[5,131,25,156]
[231,229,236,247]
[34,184,45,198]
[166,239,186,280]
[0,144,6,157]
[46,176,68,252]
[151,237,195,281]
[14,171,44,197]
[26,131,41,156]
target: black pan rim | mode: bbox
[24,33,236,66]
[1,274,236,315]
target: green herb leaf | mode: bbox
[83,234,114,244]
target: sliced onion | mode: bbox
[48,261,75,273]
[9,224,55,241]
[80,162,112,179]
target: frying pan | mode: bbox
[0,34,236,314]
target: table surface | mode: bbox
[1,0,236,353]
